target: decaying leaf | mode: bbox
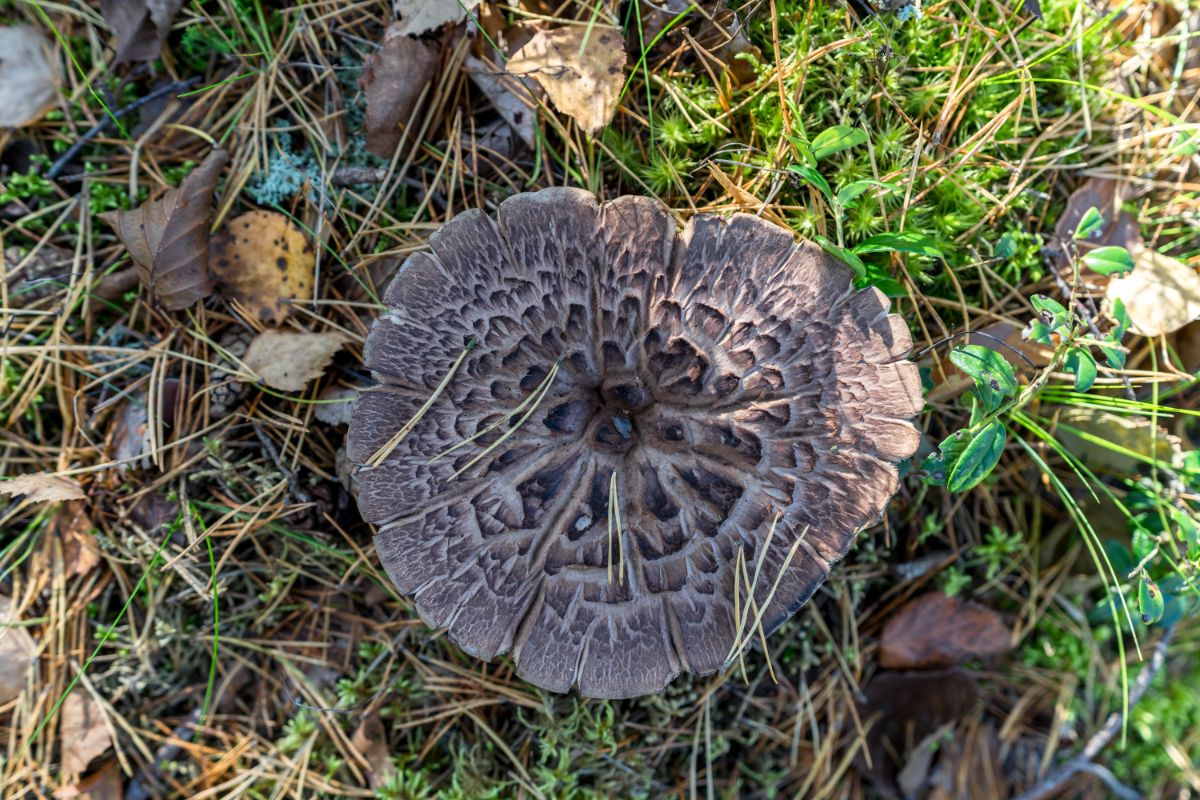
[856,669,980,800]
[507,25,627,136]
[1052,176,1141,270]
[4,244,75,308]
[101,148,228,311]
[209,210,315,325]
[243,330,349,392]
[0,473,86,504]
[463,52,540,149]
[53,502,101,579]
[392,0,480,36]
[315,385,359,426]
[351,712,396,790]
[0,596,36,704]
[0,26,60,128]
[360,24,440,158]
[880,591,1012,670]
[1057,408,1183,472]
[54,760,124,800]
[100,0,183,63]
[60,689,113,778]
[1106,248,1200,336]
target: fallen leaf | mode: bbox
[1057,408,1183,472]
[55,760,124,800]
[0,596,36,704]
[53,502,101,579]
[243,330,349,392]
[640,1,762,85]
[392,0,480,36]
[880,591,1012,670]
[101,148,228,311]
[360,25,440,158]
[314,385,359,426]
[351,712,396,790]
[1106,248,1200,336]
[4,244,75,308]
[108,379,183,472]
[0,473,86,504]
[855,669,980,800]
[0,26,60,128]
[464,52,540,149]
[507,25,627,136]
[100,0,183,63]
[61,690,112,778]
[208,210,315,325]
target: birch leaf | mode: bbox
[507,25,626,136]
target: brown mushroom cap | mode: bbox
[347,188,922,698]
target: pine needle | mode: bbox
[450,361,559,479]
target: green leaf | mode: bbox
[1024,319,1055,346]
[921,429,972,485]
[810,125,867,160]
[1064,347,1097,392]
[947,420,1006,493]
[1082,245,1134,276]
[787,165,833,203]
[1030,294,1070,330]
[1138,576,1164,625]
[784,134,816,168]
[836,179,898,208]
[1132,525,1156,561]
[814,235,866,280]
[1074,206,1104,240]
[995,233,1017,260]
[1173,508,1198,558]
[853,231,942,258]
[949,345,1018,398]
[1110,296,1130,336]
[1098,343,1126,370]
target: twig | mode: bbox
[47,78,202,180]
[1013,624,1176,800]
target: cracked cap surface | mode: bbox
[348,188,922,698]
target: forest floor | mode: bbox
[1,0,1198,798]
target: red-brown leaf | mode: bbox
[101,148,228,311]
[880,591,1012,670]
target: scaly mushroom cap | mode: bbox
[348,188,922,698]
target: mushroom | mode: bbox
[347,188,922,698]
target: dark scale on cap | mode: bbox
[348,188,922,699]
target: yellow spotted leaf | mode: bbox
[209,210,315,325]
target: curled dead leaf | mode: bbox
[1057,408,1183,472]
[102,148,228,311]
[243,330,349,392]
[61,689,113,778]
[0,596,36,704]
[880,591,1012,670]
[360,24,440,158]
[1106,248,1200,336]
[0,26,60,128]
[351,712,396,790]
[392,0,480,36]
[209,210,315,325]
[507,25,627,136]
[100,0,184,63]
[463,52,540,149]
[0,473,86,504]
[54,759,124,800]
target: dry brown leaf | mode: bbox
[880,592,1012,670]
[0,473,86,504]
[54,760,124,800]
[0,596,36,705]
[1106,248,1200,336]
[53,502,101,579]
[101,148,228,311]
[1057,408,1183,472]
[360,24,440,157]
[243,330,349,392]
[507,25,626,136]
[209,210,315,325]
[463,52,540,149]
[60,690,112,778]
[351,712,396,789]
[100,0,183,63]
[0,26,60,128]
[392,0,480,36]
